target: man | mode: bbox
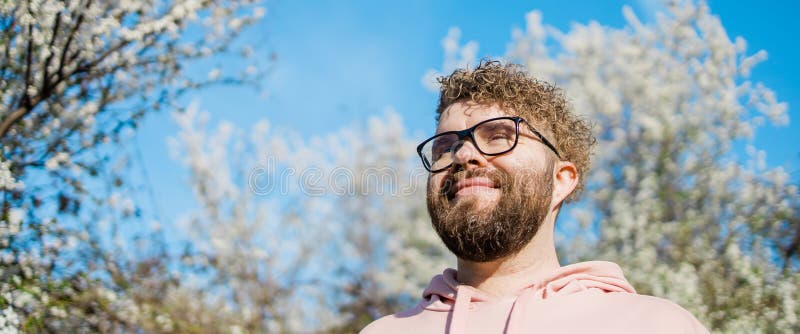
[361,60,708,333]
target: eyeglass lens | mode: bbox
[421,118,518,171]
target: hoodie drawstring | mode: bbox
[449,285,544,334]
[449,285,473,334]
[505,286,545,333]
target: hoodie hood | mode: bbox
[419,261,636,334]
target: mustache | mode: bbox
[441,168,509,199]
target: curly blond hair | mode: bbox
[436,60,595,202]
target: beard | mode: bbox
[426,164,553,263]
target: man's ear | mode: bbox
[551,160,578,208]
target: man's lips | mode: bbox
[451,177,498,197]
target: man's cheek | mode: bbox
[426,175,435,193]
[427,174,444,193]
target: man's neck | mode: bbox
[455,219,560,298]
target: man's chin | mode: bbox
[450,189,501,212]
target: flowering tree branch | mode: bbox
[0,0,268,331]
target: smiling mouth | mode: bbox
[447,177,499,199]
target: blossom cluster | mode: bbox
[1,0,266,331]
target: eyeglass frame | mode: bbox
[416,116,561,173]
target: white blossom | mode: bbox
[0,159,21,190]
[0,307,21,334]
[421,27,479,92]
[44,152,70,171]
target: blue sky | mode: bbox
[133,0,800,228]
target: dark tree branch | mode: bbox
[783,216,800,271]
[22,20,33,108]
[56,8,84,85]
[42,11,63,90]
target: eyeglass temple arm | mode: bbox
[524,123,561,158]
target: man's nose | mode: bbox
[451,139,486,170]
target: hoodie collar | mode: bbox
[420,261,637,334]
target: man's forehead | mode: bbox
[436,100,557,145]
[437,102,511,131]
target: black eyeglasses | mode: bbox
[416,116,560,173]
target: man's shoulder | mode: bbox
[564,290,708,332]
[359,314,407,334]
[359,303,443,334]
[596,291,697,315]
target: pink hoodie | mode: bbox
[361,261,708,333]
